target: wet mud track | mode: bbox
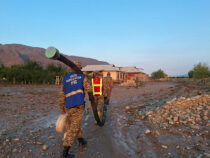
[0,81,209,158]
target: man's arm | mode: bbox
[110,77,113,89]
[59,84,66,114]
[83,77,92,93]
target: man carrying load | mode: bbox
[59,61,92,158]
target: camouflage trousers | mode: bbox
[94,95,104,111]
[103,88,112,100]
[63,105,84,147]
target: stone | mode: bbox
[85,116,89,121]
[204,111,208,116]
[204,153,210,157]
[146,111,153,116]
[145,129,151,134]
[155,130,160,136]
[190,125,200,130]
[36,142,43,145]
[173,116,179,122]
[204,130,209,135]
[13,138,19,142]
[125,106,131,111]
[48,136,55,139]
[162,145,168,149]
[169,120,174,125]
[42,145,48,151]
[203,116,208,121]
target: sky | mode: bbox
[0,0,210,76]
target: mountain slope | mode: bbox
[0,44,109,67]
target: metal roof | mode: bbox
[82,65,144,73]
[82,65,120,72]
[119,67,143,73]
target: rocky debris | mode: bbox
[120,80,137,87]
[146,95,210,130]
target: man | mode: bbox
[59,61,92,158]
[91,71,104,118]
[103,72,113,104]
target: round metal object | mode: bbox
[45,46,60,59]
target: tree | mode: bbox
[151,69,165,79]
[188,70,194,78]
[0,61,70,84]
[188,63,210,79]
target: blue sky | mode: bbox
[0,0,210,76]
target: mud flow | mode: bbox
[0,81,209,158]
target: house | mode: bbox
[82,65,120,81]
[82,65,149,82]
[119,67,149,82]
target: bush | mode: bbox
[0,61,69,84]
[188,70,194,78]
[151,69,165,79]
[188,63,210,79]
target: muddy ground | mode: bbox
[0,80,209,158]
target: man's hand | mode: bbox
[61,109,66,114]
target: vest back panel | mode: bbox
[92,78,102,96]
[63,72,85,108]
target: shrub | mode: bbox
[151,69,165,79]
[189,63,210,79]
[0,61,69,84]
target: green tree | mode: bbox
[151,69,165,79]
[189,63,210,79]
[188,70,194,78]
[0,61,70,84]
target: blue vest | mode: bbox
[63,72,85,108]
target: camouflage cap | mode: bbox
[73,61,82,69]
[94,71,100,77]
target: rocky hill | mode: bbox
[0,44,109,67]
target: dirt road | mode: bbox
[0,81,209,158]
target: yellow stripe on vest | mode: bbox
[65,89,83,97]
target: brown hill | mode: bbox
[0,44,109,67]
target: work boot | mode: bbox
[107,99,110,105]
[61,146,74,158]
[78,138,87,149]
[104,97,109,105]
